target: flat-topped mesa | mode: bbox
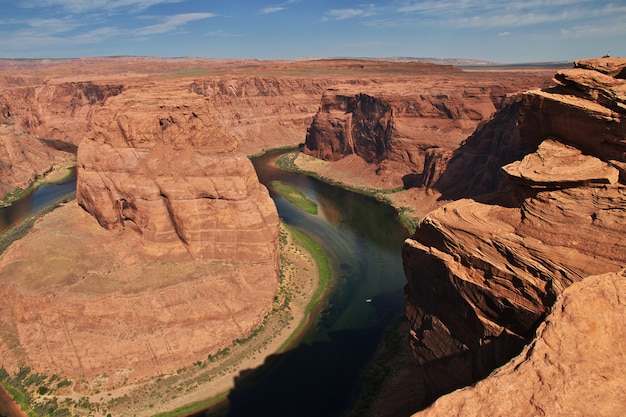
[77,85,280,265]
[402,57,626,409]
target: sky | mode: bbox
[0,0,624,63]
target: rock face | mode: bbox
[303,73,553,186]
[403,58,626,408]
[0,80,123,145]
[0,81,122,197]
[77,84,280,264]
[190,77,336,155]
[413,270,626,417]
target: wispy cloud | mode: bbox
[322,4,377,21]
[20,0,184,14]
[258,0,300,15]
[135,13,215,36]
[260,6,286,14]
[394,0,625,29]
[204,29,246,38]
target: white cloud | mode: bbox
[134,13,215,36]
[204,29,246,38]
[560,21,626,39]
[323,5,377,21]
[499,31,510,36]
[395,0,625,27]
[19,0,185,14]
[259,6,286,14]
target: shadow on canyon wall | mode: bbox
[199,289,427,417]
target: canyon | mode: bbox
[1,56,623,416]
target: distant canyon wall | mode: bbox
[403,58,626,409]
[0,72,334,199]
[302,73,553,187]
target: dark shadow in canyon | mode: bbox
[432,98,528,202]
[199,289,418,417]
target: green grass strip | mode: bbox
[270,180,318,215]
[153,224,332,417]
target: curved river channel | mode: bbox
[203,149,409,417]
[0,149,409,417]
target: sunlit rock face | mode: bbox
[302,70,554,187]
[402,57,626,407]
[413,270,626,417]
[77,84,280,265]
[0,82,282,388]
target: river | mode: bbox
[0,150,409,417]
[199,149,409,417]
[0,168,77,234]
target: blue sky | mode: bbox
[0,0,624,62]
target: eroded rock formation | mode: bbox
[413,270,626,417]
[303,74,552,186]
[77,84,280,264]
[0,80,281,388]
[403,58,626,408]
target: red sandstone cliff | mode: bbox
[77,83,280,264]
[402,58,626,408]
[413,269,626,417]
[302,74,552,186]
[0,80,282,389]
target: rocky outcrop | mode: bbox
[303,73,554,186]
[518,59,626,178]
[413,270,626,417]
[0,80,282,388]
[77,84,280,264]
[402,58,626,408]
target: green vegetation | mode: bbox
[276,152,420,233]
[276,225,332,354]
[0,194,75,256]
[1,166,75,208]
[0,366,72,417]
[270,180,318,215]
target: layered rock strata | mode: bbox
[403,58,626,408]
[0,123,71,198]
[414,270,626,417]
[77,84,280,264]
[303,75,552,186]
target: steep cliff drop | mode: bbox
[403,57,626,411]
[414,269,626,417]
